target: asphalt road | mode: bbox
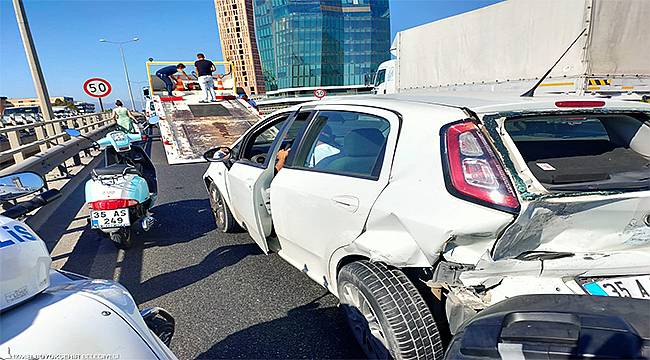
[29,134,364,359]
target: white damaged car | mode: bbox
[202,94,650,359]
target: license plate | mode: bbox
[583,275,650,299]
[90,209,130,229]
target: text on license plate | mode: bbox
[583,275,650,299]
[90,209,130,229]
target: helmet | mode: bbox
[0,216,51,311]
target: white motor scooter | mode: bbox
[0,172,177,359]
[66,116,159,249]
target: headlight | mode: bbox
[111,132,127,142]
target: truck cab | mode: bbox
[373,59,396,95]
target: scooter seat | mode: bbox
[92,164,141,177]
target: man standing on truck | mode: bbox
[195,53,217,103]
[155,63,187,96]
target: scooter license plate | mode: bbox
[90,209,130,229]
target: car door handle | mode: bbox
[331,196,359,212]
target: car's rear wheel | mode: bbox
[208,182,238,233]
[338,261,444,360]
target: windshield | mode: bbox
[374,69,386,86]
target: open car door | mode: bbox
[225,110,309,253]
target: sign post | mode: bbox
[83,78,112,111]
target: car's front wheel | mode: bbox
[111,228,132,249]
[208,182,239,233]
[338,261,444,360]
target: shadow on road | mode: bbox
[143,198,216,246]
[58,198,216,278]
[197,295,364,359]
[122,243,262,303]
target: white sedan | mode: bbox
[202,94,650,359]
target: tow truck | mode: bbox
[143,60,261,165]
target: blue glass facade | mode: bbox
[254,0,390,91]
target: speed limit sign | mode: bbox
[314,88,327,99]
[83,78,112,98]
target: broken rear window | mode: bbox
[504,113,650,191]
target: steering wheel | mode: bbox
[251,154,266,165]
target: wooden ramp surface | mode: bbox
[158,99,260,164]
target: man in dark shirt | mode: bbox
[155,63,187,96]
[195,53,217,103]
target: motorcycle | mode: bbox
[0,171,177,358]
[65,116,159,249]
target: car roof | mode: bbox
[297,91,650,115]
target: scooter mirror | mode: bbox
[203,146,232,163]
[0,172,45,202]
[64,128,81,137]
[148,116,160,125]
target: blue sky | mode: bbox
[1,0,500,109]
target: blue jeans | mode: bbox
[156,72,174,96]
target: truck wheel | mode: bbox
[112,228,133,249]
[338,261,444,360]
[209,182,238,233]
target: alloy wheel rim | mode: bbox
[210,187,226,228]
[340,282,390,358]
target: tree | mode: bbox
[53,98,78,113]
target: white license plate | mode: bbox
[583,275,650,299]
[90,209,130,229]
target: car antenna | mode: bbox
[521,28,587,97]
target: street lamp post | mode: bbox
[99,37,139,110]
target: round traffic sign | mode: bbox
[83,78,112,98]
[314,88,327,99]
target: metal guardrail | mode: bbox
[0,112,113,164]
[0,112,116,177]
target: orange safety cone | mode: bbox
[215,75,225,100]
[216,76,225,91]
[175,75,184,92]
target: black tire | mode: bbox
[146,313,175,347]
[208,182,239,233]
[111,228,133,249]
[338,261,444,360]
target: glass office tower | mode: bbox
[254,0,390,91]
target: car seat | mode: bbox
[325,128,385,176]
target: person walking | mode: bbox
[195,53,217,103]
[155,63,187,96]
[113,100,138,133]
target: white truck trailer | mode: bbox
[375,0,650,99]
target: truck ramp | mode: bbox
[156,97,260,165]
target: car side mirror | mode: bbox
[64,128,81,137]
[148,116,160,125]
[0,172,45,202]
[203,146,232,163]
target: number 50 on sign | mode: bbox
[83,78,112,98]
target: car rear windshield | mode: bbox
[504,113,650,191]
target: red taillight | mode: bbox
[555,100,605,108]
[444,121,519,212]
[89,199,138,210]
